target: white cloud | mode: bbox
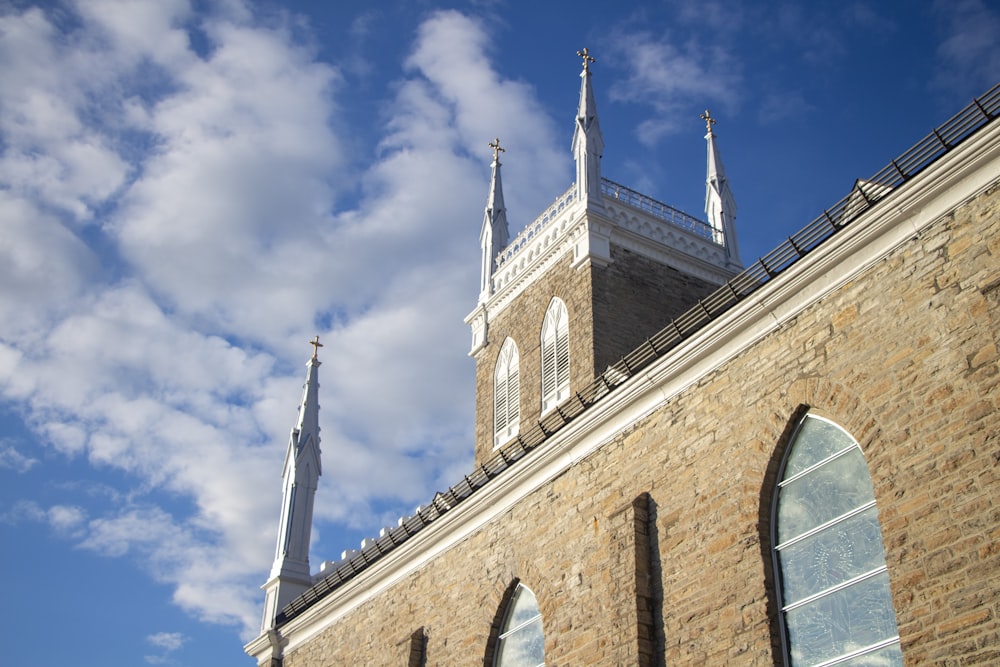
[932,0,1000,97]
[0,499,86,537]
[0,2,564,641]
[147,631,186,652]
[109,19,344,341]
[0,7,132,220]
[47,504,88,536]
[606,28,741,145]
[0,194,102,344]
[0,499,47,524]
[403,10,568,226]
[757,89,816,125]
[73,0,195,66]
[0,443,39,473]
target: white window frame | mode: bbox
[494,338,520,448]
[540,298,569,414]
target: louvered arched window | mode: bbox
[772,414,902,666]
[540,298,569,414]
[494,338,520,447]
[493,584,545,667]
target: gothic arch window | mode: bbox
[540,297,569,414]
[493,583,545,667]
[772,414,902,666]
[494,338,520,447]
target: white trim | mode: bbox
[775,500,877,552]
[778,444,858,488]
[814,636,901,667]
[467,193,737,338]
[247,119,1000,663]
[494,338,521,447]
[540,298,570,415]
[781,565,889,612]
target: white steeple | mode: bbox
[479,138,510,304]
[261,337,324,631]
[572,48,604,207]
[702,110,742,269]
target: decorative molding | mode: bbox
[470,182,736,330]
[246,118,1000,663]
[464,304,488,357]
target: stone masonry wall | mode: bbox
[473,253,595,465]
[473,246,721,466]
[284,182,1000,666]
[591,245,721,374]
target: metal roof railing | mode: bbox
[277,81,1000,626]
[601,178,718,242]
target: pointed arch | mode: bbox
[540,297,569,414]
[494,338,520,447]
[487,581,545,667]
[771,413,902,666]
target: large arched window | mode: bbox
[493,584,545,667]
[494,338,520,447]
[540,298,569,414]
[772,414,902,666]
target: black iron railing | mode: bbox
[277,81,1000,626]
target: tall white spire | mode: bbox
[261,337,324,631]
[702,110,742,269]
[572,48,604,207]
[479,138,510,304]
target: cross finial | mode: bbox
[488,137,505,162]
[309,335,323,360]
[577,47,595,72]
[700,109,717,134]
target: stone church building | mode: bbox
[246,53,1000,666]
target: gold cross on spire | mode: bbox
[577,47,595,72]
[700,109,717,134]
[488,137,505,162]
[309,335,323,360]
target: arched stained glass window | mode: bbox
[494,584,545,667]
[773,414,902,666]
[494,338,520,447]
[540,298,569,414]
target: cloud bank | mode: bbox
[0,3,565,636]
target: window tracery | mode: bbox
[773,414,902,666]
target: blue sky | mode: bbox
[0,0,996,664]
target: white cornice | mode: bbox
[247,119,1000,664]
[604,205,735,284]
[487,202,583,315]
[469,193,736,331]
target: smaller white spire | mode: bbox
[572,48,604,207]
[701,110,742,269]
[479,138,510,304]
[261,337,324,631]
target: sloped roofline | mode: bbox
[272,81,1000,629]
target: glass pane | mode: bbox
[496,617,544,666]
[504,587,540,632]
[778,507,888,604]
[778,448,875,544]
[836,642,904,667]
[784,417,856,478]
[785,571,899,666]
[497,586,544,667]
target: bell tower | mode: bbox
[466,51,742,466]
